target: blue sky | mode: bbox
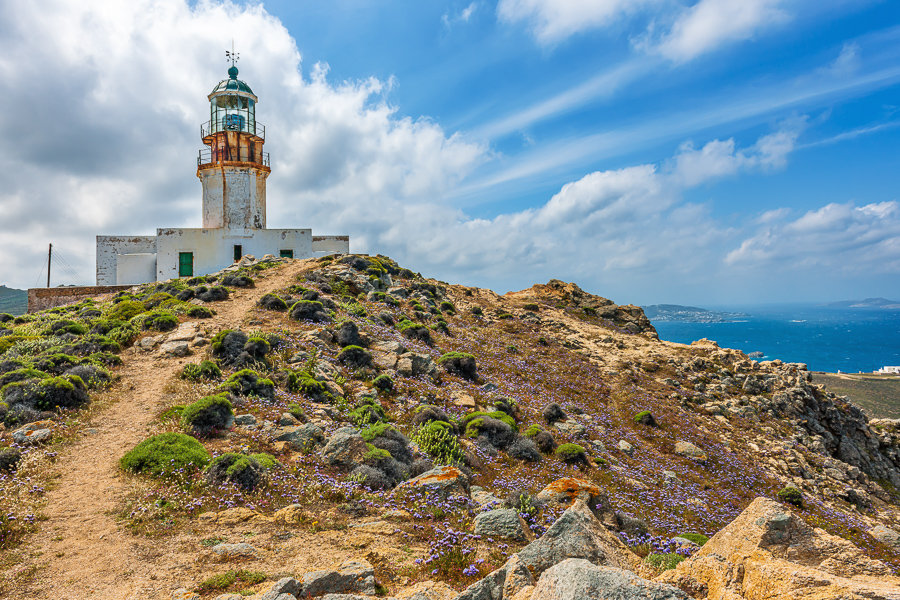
[1,0,899,305]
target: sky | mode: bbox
[0,0,899,305]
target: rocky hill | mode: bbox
[0,254,899,600]
[0,285,26,316]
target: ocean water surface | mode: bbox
[651,304,900,374]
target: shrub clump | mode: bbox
[645,553,685,573]
[542,402,566,424]
[288,300,331,323]
[219,369,276,401]
[556,443,588,465]
[349,398,385,427]
[372,373,393,392]
[181,394,233,436]
[181,360,222,381]
[397,319,432,344]
[205,453,265,491]
[678,533,709,546]
[196,569,267,595]
[777,486,803,507]
[411,405,459,434]
[210,330,270,369]
[48,319,88,336]
[140,311,179,332]
[337,345,373,369]
[2,374,89,412]
[634,411,657,427]
[0,448,22,473]
[258,293,288,311]
[221,274,254,288]
[107,300,146,321]
[507,436,541,462]
[411,421,463,465]
[437,352,477,380]
[120,432,210,477]
[196,286,229,302]
[186,306,214,318]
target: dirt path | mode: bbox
[12,267,298,600]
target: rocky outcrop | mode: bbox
[658,497,900,599]
[533,558,689,600]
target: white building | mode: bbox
[875,366,900,375]
[97,65,348,285]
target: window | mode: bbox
[233,245,242,262]
[279,249,294,259]
[178,252,193,277]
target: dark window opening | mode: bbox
[233,245,242,262]
[279,249,294,259]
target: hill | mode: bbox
[0,255,899,599]
[811,372,900,420]
[641,304,748,323]
[824,298,900,309]
[0,285,27,316]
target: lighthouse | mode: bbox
[95,56,349,285]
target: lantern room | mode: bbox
[199,65,268,167]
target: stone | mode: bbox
[159,340,191,357]
[215,507,259,526]
[372,340,406,354]
[374,352,399,370]
[674,441,707,461]
[554,420,586,437]
[322,429,368,468]
[474,508,533,541]
[536,477,617,528]
[501,554,535,599]
[395,580,456,599]
[139,335,166,349]
[451,392,477,409]
[259,577,301,600]
[383,509,412,520]
[11,423,52,445]
[277,423,326,452]
[167,322,199,342]
[658,496,900,600]
[171,589,200,600]
[273,504,308,525]
[233,414,257,427]
[617,440,634,456]
[213,594,243,600]
[211,542,256,558]
[869,524,900,548]
[662,471,679,486]
[471,487,502,508]
[531,558,689,599]
[298,559,377,597]
[336,321,363,347]
[398,465,469,499]
[396,353,438,378]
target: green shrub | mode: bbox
[337,345,373,369]
[556,443,587,464]
[439,301,456,314]
[363,443,391,463]
[360,422,398,442]
[460,410,517,433]
[0,368,50,389]
[219,369,276,401]
[777,486,803,507]
[159,405,185,422]
[199,360,221,380]
[205,453,265,490]
[142,292,175,309]
[372,374,394,392]
[106,300,146,321]
[677,533,709,546]
[645,553,684,572]
[523,303,540,311]
[186,306,214,318]
[107,323,140,346]
[139,310,178,332]
[181,394,233,435]
[524,424,544,438]
[286,403,305,421]
[47,319,88,336]
[249,453,279,470]
[120,432,210,476]
[285,370,325,396]
[437,351,477,380]
[497,313,514,320]
[350,398,385,426]
[633,410,657,427]
[196,569,267,594]
[2,374,89,411]
[411,421,463,465]
[470,306,483,316]
[180,363,202,381]
[397,319,432,343]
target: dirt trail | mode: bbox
[14,268,297,600]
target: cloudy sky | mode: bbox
[1,0,899,305]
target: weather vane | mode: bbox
[226,39,239,66]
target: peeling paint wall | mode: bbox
[116,253,158,285]
[312,236,350,255]
[96,236,157,285]
[199,165,268,230]
[155,228,313,280]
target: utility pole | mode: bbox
[47,243,52,288]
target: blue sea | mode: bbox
[651,304,900,374]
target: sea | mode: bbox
[651,304,900,374]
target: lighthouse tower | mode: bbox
[198,64,270,231]
[95,55,350,286]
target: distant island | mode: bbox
[642,303,749,323]
[0,285,27,316]
[823,297,900,309]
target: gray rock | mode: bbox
[674,441,707,461]
[213,594,243,600]
[298,559,376,597]
[322,429,368,468]
[869,525,900,548]
[277,423,326,452]
[662,471,679,486]
[372,340,405,354]
[554,420,586,437]
[471,487,502,508]
[531,558,690,599]
[617,440,634,456]
[398,465,470,500]
[336,321,363,347]
[12,424,52,445]
[474,508,532,541]
[211,542,256,558]
[233,414,257,427]
[258,577,301,600]
[159,340,191,357]
[397,353,438,378]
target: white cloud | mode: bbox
[443,2,478,28]
[497,0,658,45]
[655,0,789,62]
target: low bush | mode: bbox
[249,453,279,470]
[288,300,331,322]
[677,533,709,546]
[181,394,233,436]
[507,436,541,462]
[397,319,432,344]
[411,421,463,465]
[777,486,803,507]
[106,300,146,321]
[180,360,222,382]
[634,411,658,427]
[542,402,566,424]
[120,432,210,476]
[221,274,254,288]
[556,443,587,465]
[186,306,213,319]
[349,398,385,427]
[219,369,276,401]
[533,430,557,453]
[140,311,179,332]
[337,345,373,369]
[63,364,111,389]
[2,374,89,411]
[645,553,684,572]
[0,447,22,473]
[196,569,267,595]
[205,453,265,491]
[373,373,394,392]
[196,286,229,302]
[437,352,477,380]
[258,293,288,311]
[48,319,88,336]
[0,368,50,389]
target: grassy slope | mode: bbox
[0,287,27,316]
[811,373,900,419]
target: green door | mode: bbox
[178,252,193,277]
[280,249,294,259]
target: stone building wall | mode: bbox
[27,285,132,313]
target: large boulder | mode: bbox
[531,559,689,600]
[398,465,469,500]
[474,508,533,541]
[536,477,617,529]
[658,497,900,600]
[298,559,377,597]
[321,429,368,469]
[275,423,326,452]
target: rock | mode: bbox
[171,589,199,600]
[502,554,535,599]
[273,504,308,525]
[233,414,257,427]
[299,559,377,597]
[213,594,243,600]
[658,496,900,600]
[662,471,679,486]
[397,353,438,378]
[673,441,707,461]
[259,577,301,600]
[395,580,456,599]
[277,423,326,452]
[12,422,52,445]
[617,440,634,456]
[139,334,166,349]
[471,487,502,508]
[349,520,395,535]
[531,558,689,599]
[474,508,533,541]
[322,429,368,468]
[554,420,586,437]
[159,341,191,357]
[451,391,477,409]
[167,322,199,342]
[869,524,900,548]
[372,340,406,354]
[336,321,364,347]
[374,352,399,370]
[398,465,469,499]
[211,542,256,558]
[535,477,616,527]
[214,507,269,526]
[0,447,22,472]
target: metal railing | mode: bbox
[198,148,270,167]
[201,118,265,140]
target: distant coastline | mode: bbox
[642,304,748,323]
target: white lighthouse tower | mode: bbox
[96,55,349,285]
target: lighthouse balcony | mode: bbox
[198,148,270,168]
[201,119,265,143]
